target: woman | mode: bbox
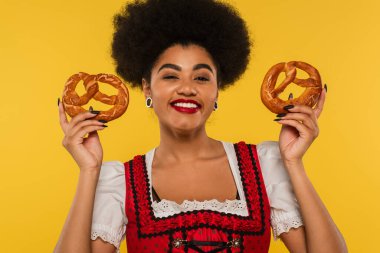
[54,0,347,252]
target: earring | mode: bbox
[213,101,218,111]
[146,97,153,108]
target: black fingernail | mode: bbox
[283,105,294,111]
[102,124,108,128]
[98,120,108,123]
[90,110,100,114]
[324,84,327,93]
[276,113,287,117]
[89,106,93,112]
[58,98,60,106]
[274,118,282,121]
[288,93,293,100]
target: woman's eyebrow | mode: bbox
[157,63,181,73]
[157,63,214,75]
[193,64,214,75]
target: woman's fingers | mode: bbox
[69,119,106,139]
[277,118,310,135]
[68,111,100,128]
[283,104,318,124]
[287,103,315,117]
[64,120,106,147]
[58,98,105,171]
[75,125,107,141]
[277,112,317,132]
[58,99,106,148]
[58,98,101,134]
[276,104,320,139]
[62,124,106,148]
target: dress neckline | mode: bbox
[144,141,247,206]
[123,141,269,235]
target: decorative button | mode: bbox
[172,238,186,248]
[229,238,241,248]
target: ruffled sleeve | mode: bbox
[91,161,127,252]
[257,141,304,240]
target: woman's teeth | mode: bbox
[173,102,198,108]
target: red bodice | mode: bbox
[123,141,271,252]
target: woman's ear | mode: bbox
[142,78,151,98]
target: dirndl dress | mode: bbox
[123,141,271,253]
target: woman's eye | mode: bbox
[163,75,178,79]
[195,77,209,82]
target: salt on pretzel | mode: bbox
[62,72,129,121]
[260,61,322,114]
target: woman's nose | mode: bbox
[176,80,197,96]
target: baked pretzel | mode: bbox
[62,72,129,121]
[260,61,322,114]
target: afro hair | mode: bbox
[111,0,252,90]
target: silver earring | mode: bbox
[146,97,153,108]
[213,101,218,111]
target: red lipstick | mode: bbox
[170,99,201,114]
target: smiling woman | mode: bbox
[142,44,219,134]
[54,0,347,253]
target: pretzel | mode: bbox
[260,61,322,114]
[62,72,129,121]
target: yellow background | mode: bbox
[0,0,379,252]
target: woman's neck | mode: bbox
[156,124,219,163]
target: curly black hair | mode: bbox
[111,0,252,90]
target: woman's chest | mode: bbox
[151,155,238,203]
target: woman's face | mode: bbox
[142,44,219,134]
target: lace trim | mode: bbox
[270,210,304,240]
[90,223,126,252]
[152,198,249,217]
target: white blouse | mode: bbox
[90,141,303,252]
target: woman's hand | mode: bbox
[58,99,107,173]
[275,85,327,165]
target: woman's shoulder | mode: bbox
[99,147,155,180]
[98,161,125,184]
[101,160,125,167]
[256,141,281,158]
[221,140,280,158]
